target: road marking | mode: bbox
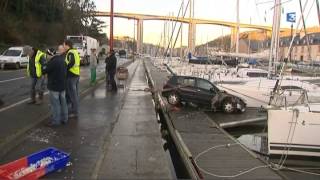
[0,92,49,113]
[0,59,130,113]
[0,76,26,83]
[0,69,25,73]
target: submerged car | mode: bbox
[162,75,246,113]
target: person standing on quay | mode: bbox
[64,40,80,118]
[105,50,117,91]
[24,46,46,105]
[90,48,98,86]
[43,45,68,126]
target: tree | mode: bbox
[0,0,105,48]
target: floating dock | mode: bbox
[144,60,283,179]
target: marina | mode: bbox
[1,0,320,179]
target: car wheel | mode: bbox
[238,100,246,113]
[167,92,180,105]
[222,100,234,113]
[15,62,20,69]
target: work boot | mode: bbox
[39,92,44,100]
[27,97,36,104]
[28,92,36,104]
[27,100,36,104]
[35,98,43,105]
[35,93,44,105]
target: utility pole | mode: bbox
[109,0,114,51]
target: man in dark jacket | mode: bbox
[24,46,46,105]
[43,45,68,126]
[105,50,117,91]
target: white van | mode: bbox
[0,47,29,69]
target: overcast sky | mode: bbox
[93,0,319,45]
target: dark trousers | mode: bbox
[30,77,45,100]
[108,71,117,91]
[106,70,110,86]
[66,76,79,115]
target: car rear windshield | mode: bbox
[3,50,21,57]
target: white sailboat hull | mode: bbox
[268,109,320,157]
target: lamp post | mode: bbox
[109,0,114,51]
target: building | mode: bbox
[236,27,320,62]
[278,27,320,62]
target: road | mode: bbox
[0,63,106,111]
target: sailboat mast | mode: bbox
[317,0,320,26]
[268,0,281,78]
[274,0,281,73]
[299,0,312,64]
[236,0,240,55]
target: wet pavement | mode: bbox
[0,60,136,178]
[0,60,173,179]
[96,61,173,179]
[0,59,130,156]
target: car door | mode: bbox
[19,50,29,67]
[177,77,197,102]
[20,52,29,67]
[195,78,216,105]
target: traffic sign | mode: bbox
[286,12,296,23]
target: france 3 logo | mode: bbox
[286,12,296,23]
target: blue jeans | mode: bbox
[49,91,68,124]
[66,76,80,115]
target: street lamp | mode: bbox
[110,0,114,51]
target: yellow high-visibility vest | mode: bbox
[27,50,45,78]
[65,49,80,75]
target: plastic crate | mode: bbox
[0,147,70,180]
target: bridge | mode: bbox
[94,11,274,54]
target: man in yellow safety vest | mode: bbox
[24,46,47,105]
[64,40,80,118]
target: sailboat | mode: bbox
[267,0,320,158]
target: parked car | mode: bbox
[0,47,29,69]
[162,76,246,113]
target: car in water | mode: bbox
[0,47,29,69]
[162,75,246,113]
